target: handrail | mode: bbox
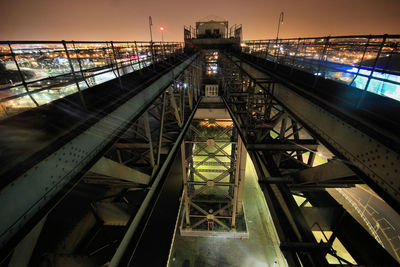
[0,40,184,119]
[243,34,400,101]
[244,34,400,42]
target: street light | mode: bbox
[149,16,153,42]
[276,12,284,40]
[159,26,165,42]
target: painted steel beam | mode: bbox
[7,216,47,267]
[247,141,318,151]
[90,157,150,185]
[300,207,337,231]
[0,53,199,253]
[230,54,400,212]
[93,202,130,226]
[114,143,170,154]
[295,160,357,184]
[109,97,201,267]
[280,242,330,252]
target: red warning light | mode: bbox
[160,26,165,31]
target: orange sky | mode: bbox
[0,0,399,42]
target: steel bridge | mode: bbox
[0,25,400,266]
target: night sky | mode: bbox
[1,0,399,41]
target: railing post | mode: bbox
[72,41,91,88]
[265,40,270,60]
[134,41,143,75]
[289,38,301,76]
[8,44,39,107]
[62,40,87,109]
[161,42,166,60]
[150,41,156,69]
[107,42,117,78]
[110,41,124,90]
[126,42,135,72]
[364,35,387,90]
[357,34,387,107]
[313,36,330,88]
[349,36,371,87]
[274,38,281,70]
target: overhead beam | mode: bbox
[90,157,150,185]
[115,143,170,154]
[280,242,330,252]
[300,207,337,231]
[295,160,357,184]
[247,140,318,151]
[93,202,130,226]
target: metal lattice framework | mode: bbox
[0,53,202,264]
[91,64,201,183]
[221,54,325,177]
[180,119,245,231]
[219,50,398,265]
[220,52,346,265]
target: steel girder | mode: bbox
[221,51,398,265]
[180,119,246,232]
[23,56,202,267]
[220,54,331,266]
[0,53,200,258]
[227,53,400,213]
[109,96,202,267]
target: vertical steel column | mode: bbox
[231,136,242,227]
[195,58,200,99]
[156,93,166,167]
[170,71,182,127]
[237,138,247,213]
[181,142,191,226]
[180,73,185,125]
[143,111,155,168]
[187,67,193,110]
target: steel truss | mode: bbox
[219,52,398,266]
[0,54,202,265]
[109,62,202,266]
[94,65,200,184]
[180,118,246,232]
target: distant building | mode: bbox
[196,20,228,39]
[184,18,242,51]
